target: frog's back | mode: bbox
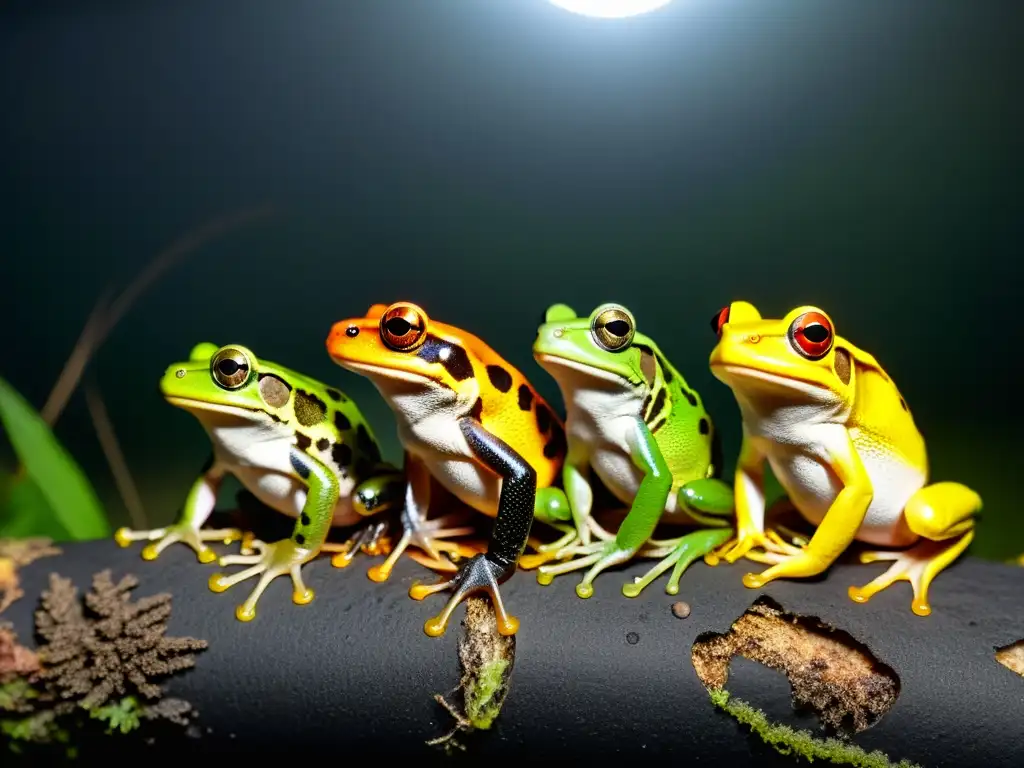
[641,345,715,487]
[849,358,928,475]
[433,319,566,487]
[264,361,385,477]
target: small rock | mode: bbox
[626,631,640,645]
[671,601,691,619]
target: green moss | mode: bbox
[89,696,142,735]
[464,657,510,731]
[709,688,920,768]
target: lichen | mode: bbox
[0,569,207,755]
[0,538,61,616]
[709,688,920,768]
[427,596,516,753]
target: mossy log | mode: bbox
[2,538,1022,765]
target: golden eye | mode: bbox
[380,303,428,351]
[211,347,251,389]
[592,307,634,351]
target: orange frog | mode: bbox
[325,302,571,637]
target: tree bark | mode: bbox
[2,538,1022,765]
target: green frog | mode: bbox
[522,303,736,598]
[114,342,407,622]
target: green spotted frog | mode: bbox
[115,342,405,622]
[522,303,736,598]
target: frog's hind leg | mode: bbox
[848,481,980,617]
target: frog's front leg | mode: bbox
[536,418,672,598]
[207,448,338,622]
[623,477,736,598]
[114,456,244,563]
[848,481,980,616]
[741,434,871,590]
[704,433,803,566]
[408,419,537,638]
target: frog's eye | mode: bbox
[211,347,251,389]
[788,311,834,360]
[710,306,730,337]
[380,303,427,351]
[592,307,634,351]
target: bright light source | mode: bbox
[547,0,673,19]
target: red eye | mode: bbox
[710,306,730,337]
[788,311,833,359]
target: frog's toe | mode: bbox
[208,540,317,622]
[849,533,971,617]
[623,527,733,598]
[410,553,518,638]
[365,511,476,583]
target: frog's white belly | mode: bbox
[754,423,924,548]
[396,407,500,517]
[566,400,680,518]
[208,423,360,528]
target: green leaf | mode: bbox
[0,376,110,541]
[0,474,71,540]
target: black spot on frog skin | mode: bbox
[486,364,513,393]
[469,398,484,422]
[300,513,311,526]
[290,451,311,480]
[543,423,567,460]
[326,387,346,402]
[294,389,327,426]
[417,335,474,382]
[699,417,710,435]
[681,388,697,407]
[649,416,666,434]
[334,411,352,432]
[535,402,552,434]
[316,437,330,452]
[356,424,382,463]
[294,533,306,546]
[900,397,908,411]
[295,432,312,451]
[648,388,667,423]
[517,384,533,411]
[332,442,353,468]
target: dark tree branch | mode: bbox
[2,538,1022,764]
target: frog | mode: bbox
[325,302,572,638]
[705,301,981,616]
[519,302,736,599]
[114,342,407,622]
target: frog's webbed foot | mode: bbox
[623,526,735,598]
[521,515,617,569]
[703,527,805,566]
[114,523,244,564]
[409,553,518,638]
[208,538,317,622]
[361,510,477,583]
[534,539,640,599]
[848,532,973,617]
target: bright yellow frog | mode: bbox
[705,301,981,616]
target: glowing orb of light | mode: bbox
[547,0,673,19]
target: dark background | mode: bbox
[1,0,1021,558]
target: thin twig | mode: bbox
[40,204,277,428]
[83,372,149,530]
